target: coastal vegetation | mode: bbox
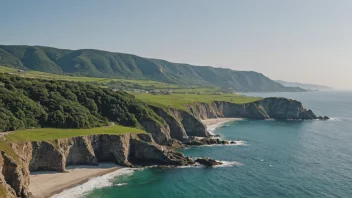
[0,45,305,92]
[133,93,261,110]
[5,124,145,142]
[0,73,165,132]
[0,66,222,94]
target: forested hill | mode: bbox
[0,73,164,132]
[0,45,304,92]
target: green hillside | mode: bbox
[0,65,221,93]
[0,45,305,92]
[0,73,165,132]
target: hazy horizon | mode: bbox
[1,0,351,90]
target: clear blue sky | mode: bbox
[1,0,351,89]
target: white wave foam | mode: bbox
[115,183,127,187]
[51,160,243,198]
[207,121,230,135]
[215,161,244,167]
[265,118,275,121]
[51,168,134,198]
[177,163,202,169]
[178,161,243,168]
[328,117,341,121]
[193,140,247,147]
[185,158,243,168]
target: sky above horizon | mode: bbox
[0,0,351,90]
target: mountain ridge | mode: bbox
[0,45,305,92]
[276,80,333,91]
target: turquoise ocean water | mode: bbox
[57,91,352,198]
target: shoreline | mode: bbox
[29,163,120,198]
[201,118,243,127]
[29,119,243,198]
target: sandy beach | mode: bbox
[201,118,243,127]
[29,163,120,198]
[28,119,242,198]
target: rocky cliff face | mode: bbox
[150,106,211,140]
[0,142,32,198]
[150,106,188,141]
[139,119,173,146]
[148,97,318,142]
[30,137,98,172]
[29,133,192,173]
[0,133,194,197]
[187,97,317,120]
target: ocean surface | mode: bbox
[55,91,352,198]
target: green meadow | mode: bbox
[0,66,176,88]
[0,66,220,92]
[133,93,261,110]
[5,124,145,142]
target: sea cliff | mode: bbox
[148,97,319,143]
[0,97,325,197]
[0,134,193,198]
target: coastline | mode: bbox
[29,163,121,198]
[29,118,243,198]
[201,118,245,145]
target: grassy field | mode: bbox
[0,65,233,94]
[133,93,261,110]
[0,66,178,88]
[5,124,145,142]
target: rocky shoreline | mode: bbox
[0,97,330,198]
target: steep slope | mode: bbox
[0,45,304,92]
[0,74,174,145]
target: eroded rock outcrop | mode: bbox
[195,158,223,166]
[0,142,32,198]
[187,97,319,120]
[150,106,209,139]
[149,97,321,145]
[140,118,173,146]
[30,137,98,172]
[184,137,236,146]
[29,133,193,173]
[129,134,193,166]
[0,133,199,197]
[150,106,188,141]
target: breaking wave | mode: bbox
[51,168,135,198]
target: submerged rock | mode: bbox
[318,116,330,120]
[195,158,223,166]
[184,139,204,146]
[220,140,230,144]
[184,138,237,146]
